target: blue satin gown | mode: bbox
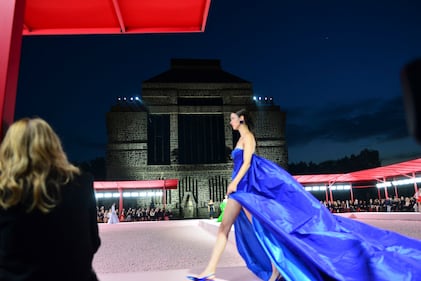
[229,148,421,281]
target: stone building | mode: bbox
[105,59,287,218]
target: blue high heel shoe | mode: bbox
[186,273,215,280]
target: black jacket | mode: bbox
[0,172,101,281]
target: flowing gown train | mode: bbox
[229,148,421,281]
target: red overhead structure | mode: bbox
[0,0,211,136]
[342,158,421,182]
[94,179,178,190]
[294,158,421,202]
[94,179,178,211]
[23,0,211,35]
[294,158,421,185]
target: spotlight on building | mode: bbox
[254,96,275,106]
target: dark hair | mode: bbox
[235,108,254,131]
[233,108,258,152]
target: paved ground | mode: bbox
[92,213,421,281]
[93,220,256,281]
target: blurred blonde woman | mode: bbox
[0,118,100,281]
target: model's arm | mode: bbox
[227,134,255,195]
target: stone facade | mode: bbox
[105,59,287,218]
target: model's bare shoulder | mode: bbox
[244,133,256,147]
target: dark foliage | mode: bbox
[75,157,106,180]
[288,149,381,175]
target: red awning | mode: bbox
[23,0,211,35]
[94,179,178,190]
[294,158,421,185]
[293,174,345,184]
[1,0,212,138]
[346,158,421,182]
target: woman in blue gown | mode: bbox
[189,109,421,281]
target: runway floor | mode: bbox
[92,213,421,281]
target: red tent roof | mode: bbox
[294,158,421,185]
[293,174,346,184]
[346,158,421,182]
[23,0,211,35]
[94,179,178,190]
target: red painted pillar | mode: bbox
[162,180,167,209]
[350,187,354,203]
[329,187,333,203]
[118,187,123,214]
[325,187,328,202]
[0,0,26,137]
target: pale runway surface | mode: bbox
[93,219,258,281]
[93,213,421,281]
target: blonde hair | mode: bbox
[0,118,80,213]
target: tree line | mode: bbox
[287,149,381,175]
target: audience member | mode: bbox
[0,117,100,281]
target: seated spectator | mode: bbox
[119,208,126,222]
[403,197,414,212]
[0,117,100,281]
[165,209,173,220]
[150,208,156,221]
[373,199,381,212]
[385,197,392,212]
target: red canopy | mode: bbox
[294,158,421,185]
[94,179,178,210]
[293,174,346,184]
[23,0,211,35]
[94,179,178,190]
[1,0,212,137]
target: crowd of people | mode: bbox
[322,196,419,213]
[96,205,174,223]
[97,195,420,224]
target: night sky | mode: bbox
[15,1,421,165]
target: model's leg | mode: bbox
[268,262,282,281]
[198,198,242,278]
[243,209,282,281]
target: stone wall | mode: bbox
[105,60,288,218]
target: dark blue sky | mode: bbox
[16,1,421,164]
